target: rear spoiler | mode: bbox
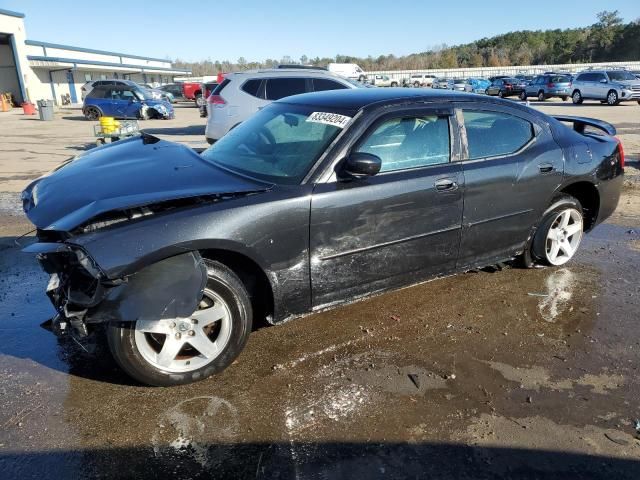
[552,115,616,136]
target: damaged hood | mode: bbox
[22,135,272,231]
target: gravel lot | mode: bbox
[0,99,639,479]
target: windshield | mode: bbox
[606,70,637,81]
[550,76,571,83]
[137,88,155,100]
[344,78,368,88]
[201,103,355,184]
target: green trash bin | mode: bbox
[37,99,54,121]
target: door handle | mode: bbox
[538,163,554,173]
[435,178,458,191]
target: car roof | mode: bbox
[277,88,475,110]
[227,68,347,80]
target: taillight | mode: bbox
[207,94,226,107]
[615,137,625,169]
[505,84,512,89]
[547,83,555,88]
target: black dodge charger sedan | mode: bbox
[21,89,624,386]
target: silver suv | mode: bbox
[205,69,359,144]
[571,69,640,106]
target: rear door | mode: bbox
[456,103,563,268]
[309,106,464,307]
[488,79,502,95]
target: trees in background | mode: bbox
[173,11,640,75]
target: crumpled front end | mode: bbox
[27,238,207,337]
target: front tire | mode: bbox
[531,196,584,267]
[194,94,204,108]
[572,90,583,104]
[107,259,253,386]
[606,90,619,106]
[390,81,398,87]
[519,91,527,101]
[538,91,546,102]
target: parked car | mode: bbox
[82,84,174,120]
[158,83,186,101]
[327,63,367,82]
[81,79,173,103]
[485,77,524,98]
[405,74,436,88]
[369,74,398,87]
[488,75,511,83]
[520,74,572,101]
[452,79,466,91]
[465,78,491,93]
[204,68,361,144]
[570,69,640,105]
[199,81,219,117]
[21,88,623,386]
[432,78,453,89]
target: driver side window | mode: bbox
[356,115,450,172]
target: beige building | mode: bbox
[0,8,190,106]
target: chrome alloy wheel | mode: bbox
[134,289,232,373]
[544,208,583,266]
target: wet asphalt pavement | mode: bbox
[0,202,639,479]
[1,103,640,479]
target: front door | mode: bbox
[456,104,564,268]
[309,108,464,308]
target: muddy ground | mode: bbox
[0,100,639,479]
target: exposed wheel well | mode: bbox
[200,249,274,327]
[560,182,600,231]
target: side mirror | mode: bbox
[343,152,381,178]
[600,78,608,83]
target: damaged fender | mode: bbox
[88,251,207,324]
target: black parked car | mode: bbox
[485,77,525,98]
[158,83,185,101]
[21,89,624,386]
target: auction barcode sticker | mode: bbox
[306,112,352,128]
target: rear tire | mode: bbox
[538,91,545,102]
[519,91,527,101]
[194,94,204,107]
[84,106,101,120]
[390,81,398,87]
[572,90,583,104]
[498,90,504,98]
[107,259,253,386]
[530,195,584,267]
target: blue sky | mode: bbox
[3,0,638,62]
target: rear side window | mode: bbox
[356,115,450,172]
[265,78,307,100]
[463,111,534,160]
[241,79,262,97]
[313,78,348,92]
[87,87,107,99]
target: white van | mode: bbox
[327,63,367,81]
